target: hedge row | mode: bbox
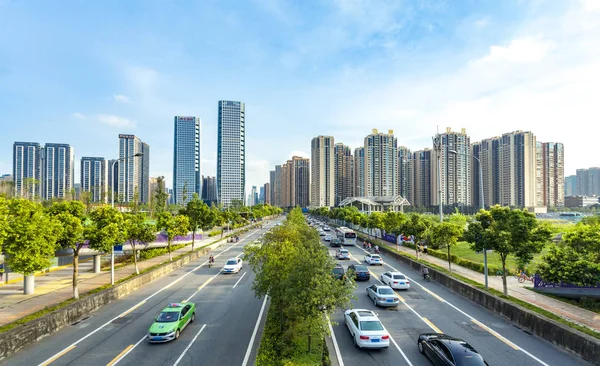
[138,243,188,261]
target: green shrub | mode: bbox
[207,229,221,237]
[138,244,187,261]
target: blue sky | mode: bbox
[1,0,599,192]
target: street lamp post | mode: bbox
[449,149,488,289]
[110,152,143,285]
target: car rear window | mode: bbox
[360,321,384,331]
[333,268,344,274]
[378,288,394,295]
[393,275,406,280]
[372,255,381,259]
[354,265,367,271]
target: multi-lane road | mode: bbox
[1,218,592,366]
[322,232,591,366]
[1,222,277,366]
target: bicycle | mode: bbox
[517,272,533,283]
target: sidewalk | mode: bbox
[0,229,248,327]
[360,232,600,334]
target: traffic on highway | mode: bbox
[1,221,279,366]
[311,217,591,366]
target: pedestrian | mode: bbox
[423,244,428,255]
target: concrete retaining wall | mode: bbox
[378,244,600,365]
[0,236,234,361]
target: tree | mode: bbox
[123,213,156,274]
[181,194,216,251]
[396,213,432,259]
[382,211,406,234]
[0,196,8,249]
[561,221,600,264]
[428,222,463,272]
[129,188,140,214]
[244,208,354,360]
[181,181,189,207]
[156,212,190,261]
[465,206,551,295]
[537,245,600,286]
[46,201,87,299]
[4,199,62,291]
[153,176,169,216]
[80,190,93,214]
[87,205,125,258]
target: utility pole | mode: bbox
[433,130,443,223]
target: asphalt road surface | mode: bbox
[322,235,591,366]
[1,221,279,366]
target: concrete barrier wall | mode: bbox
[378,245,600,366]
[0,244,215,361]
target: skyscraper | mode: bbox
[274,165,283,207]
[364,129,398,197]
[398,146,413,204]
[291,156,310,207]
[431,128,471,207]
[259,186,265,204]
[269,170,276,205]
[564,175,577,197]
[471,137,500,208]
[576,168,600,196]
[537,142,565,207]
[354,147,365,197]
[108,159,118,200]
[413,149,431,207]
[264,182,271,205]
[42,143,74,200]
[217,100,245,207]
[310,136,335,207]
[334,143,354,205]
[12,142,43,199]
[251,186,258,206]
[499,131,537,208]
[81,157,108,202]
[201,175,217,203]
[173,116,202,205]
[118,134,148,204]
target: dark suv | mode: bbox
[332,265,345,280]
[330,238,342,247]
[348,264,370,281]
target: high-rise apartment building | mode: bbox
[250,186,258,206]
[273,156,310,208]
[413,149,431,207]
[118,134,149,204]
[81,157,108,202]
[364,129,398,197]
[274,165,283,207]
[334,143,354,205]
[269,170,276,205]
[564,175,577,197]
[398,146,413,204]
[173,116,202,206]
[431,128,471,207]
[201,176,217,203]
[264,183,271,205]
[354,147,365,196]
[42,143,74,200]
[310,136,335,207]
[499,131,537,207]
[108,159,118,200]
[575,168,600,196]
[259,186,265,204]
[217,100,246,207]
[537,142,565,207]
[471,137,500,208]
[149,177,166,205]
[12,142,43,199]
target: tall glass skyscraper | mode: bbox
[173,116,202,205]
[13,141,43,199]
[118,134,149,203]
[43,143,74,200]
[217,101,245,207]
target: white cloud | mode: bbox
[71,112,86,120]
[96,114,137,129]
[113,94,130,103]
[475,37,556,64]
[582,0,600,12]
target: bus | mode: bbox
[336,227,357,246]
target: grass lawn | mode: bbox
[450,241,551,274]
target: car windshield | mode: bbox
[378,288,394,295]
[226,260,237,265]
[393,275,406,280]
[156,311,179,322]
[360,320,384,331]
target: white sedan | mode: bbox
[324,235,332,241]
[344,309,390,349]
[364,254,383,265]
[223,257,243,273]
[380,271,410,290]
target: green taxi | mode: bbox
[147,302,196,343]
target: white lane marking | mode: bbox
[172,324,207,366]
[389,336,414,366]
[370,247,550,366]
[241,296,269,366]
[327,317,344,366]
[233,272,247,288]
[185,273,219,302]
[110,335,146,365]
[38,228,262,366]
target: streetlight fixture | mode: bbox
[110,152,144,285]
[449,149,488,289]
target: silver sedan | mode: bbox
[366,285,399,307]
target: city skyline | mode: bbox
[1,1,598,193]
